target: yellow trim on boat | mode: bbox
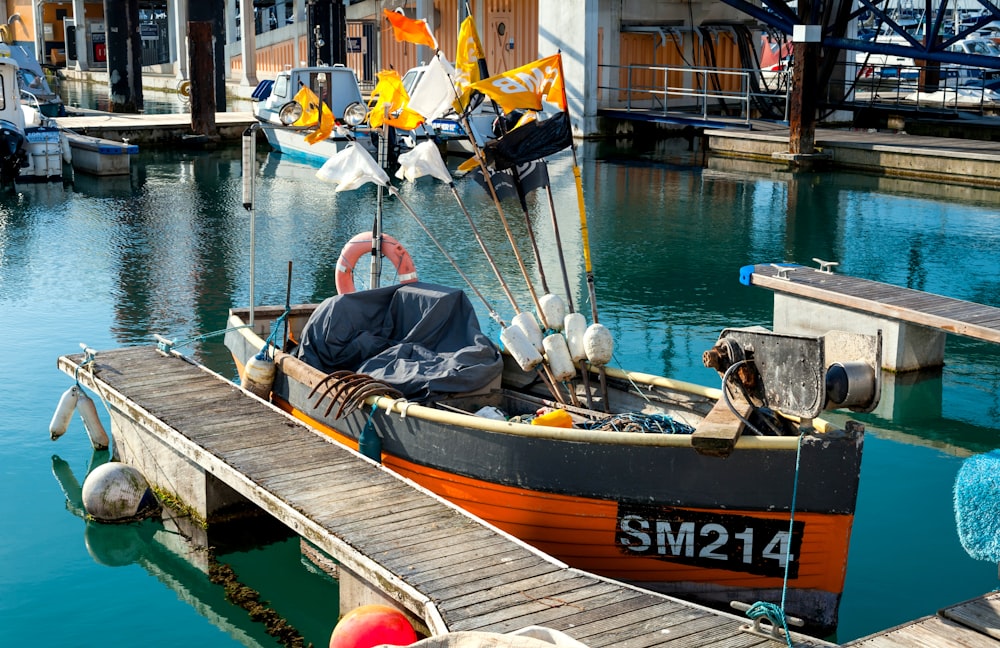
[229,313,833,449]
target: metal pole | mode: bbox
[241,124,258,326]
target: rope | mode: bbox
[583,412,694,435]
[743,432,804,647]
[155,324,251,355]
[746,602,793,647]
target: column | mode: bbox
[539,0,597,136]
[71,0,89,70]
[239,0,257,85]
[171,0,188,79]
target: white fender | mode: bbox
[584,323,614,366]
[543,333,576,382]
[243,351,276,399]
[501,325,542,371]
[538,294,567,331]
[50,385,79,440]
[511,311,543,353]
[76,390,109,450]
[61,132,72,165]
[563,313,587,362]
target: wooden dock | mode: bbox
[52,111,257,145]
[57,345,832,647]
[743,263,1000,345]
[843,592,1000,648]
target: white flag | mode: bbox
[395,141,453,184]
[408,54,459,122]
[316,143,389,192]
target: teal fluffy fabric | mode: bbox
[955,449,1000,562]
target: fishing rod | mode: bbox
[555,52,612,410]
[386,178,566,404]
[421,47,577,404]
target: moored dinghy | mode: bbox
[227,22,877,635]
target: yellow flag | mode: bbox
[468,53,565,113]
[291,86,334,145]
[455,15,486,109]
[367,70,425,131]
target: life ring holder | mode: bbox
[336,231,418,295]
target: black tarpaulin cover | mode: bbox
[295,282,503,400]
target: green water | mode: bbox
[1,141,998,646]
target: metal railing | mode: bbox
[597,63,792,125]
[597,60,1000,125]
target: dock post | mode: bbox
[772,293,947,372]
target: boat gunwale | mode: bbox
[227,309,841,450]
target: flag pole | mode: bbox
[556,52,610,410]
[390,182,566,404]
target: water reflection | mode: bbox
[50,451,339,647]
[19,142,1000,642]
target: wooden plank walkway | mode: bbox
[743,262,1000,345]
[57,345,829,648]
[51,112,257,145]
[843,592,1000,648]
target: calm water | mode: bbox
[2,136,999,646]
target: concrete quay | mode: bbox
[708,127,1000,188]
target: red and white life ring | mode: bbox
[335,231,418,295]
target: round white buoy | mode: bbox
[511,312,544,353]
[243,351,276,399]
[82,463,160,523]
[76,390,110,450]
[584,323,614,366]
[543,334,576,382]
[501,325,543,371]
[563,313,587,362]
[50,385,79,440]
[538,294,567,331]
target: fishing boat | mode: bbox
[251,64,375,166]
[225,258,874,637]
[227,95,877,640]
[0,43,28,185]
[226,16,877,634]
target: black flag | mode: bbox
[483,112,572,171]
[473,160,549,201]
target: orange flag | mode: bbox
[383,8,437,50]
[291,85,334,145]
[367,70,425,131]
[468,53,566,113]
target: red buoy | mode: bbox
[329,604,418,648]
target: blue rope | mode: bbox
[156,325,251,354]
[744,432,803,648]
[746,602,792,646]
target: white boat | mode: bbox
[251,65,375,166]
[0,43,27,186]
[399,63,501,155]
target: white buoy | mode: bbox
[242,350,276,399]
[584,323,614,366]
[538,294,567,331]
[50,385,79,440]
[76,390,110,450]
[82,463,160,523]
[543,334,576,382]
[563,313,587,362]
[511,311,544,353]
[500,325,543,371]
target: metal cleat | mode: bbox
[812,257,839,273]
